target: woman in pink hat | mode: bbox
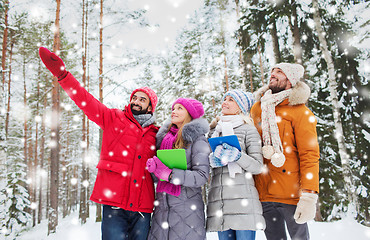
[146,98,210,240]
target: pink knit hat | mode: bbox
[172,98,204,119]
[130,87,158,112]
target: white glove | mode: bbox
[294,192,318,224]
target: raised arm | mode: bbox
[39,47,113,129]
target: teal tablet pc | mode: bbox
[208,135,241,152]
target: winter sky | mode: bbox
[10,0,204,54]
[125,0,203,51]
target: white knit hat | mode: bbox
[272,63,304,87]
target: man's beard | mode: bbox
[269,85,285,94]
[269,80,286,94]
[131,103,149,115]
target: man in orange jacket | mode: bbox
[251,63,320,240]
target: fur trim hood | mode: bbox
[254,81,311,105]
[156,118,210,149]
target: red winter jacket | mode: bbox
[59,73,158,213]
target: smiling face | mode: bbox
[130,91,152,115]
[269,68,292,93]
[171,103,191,127]
[221,95,241,115]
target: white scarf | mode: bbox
[212,115,244,178]
[260,89,292,167]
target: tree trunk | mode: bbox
[28,138,35,226]
[38,92,47,224]
[5,41,13,139]
[48,0,61,234]
[96,0,104,222]
[239,23,254,91]
[64,111,70,218]
[289,0,303,64]
[223,55,229,92]
[270,16,281,64]
[234,0,246,90]
[79,0,88,224]
[312,0,359,217]
[23,60,28,214]
[1,0,9,92]
[257,44,265,86]
[32,83,40,227]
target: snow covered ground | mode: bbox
[15,206,370,240]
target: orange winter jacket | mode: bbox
[250,82,320,205]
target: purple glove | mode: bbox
[147,156,172,181]
[157,181,181,196]
[146,157,157,173]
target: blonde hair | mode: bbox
[240,112,254,125]
[168,113,193,149]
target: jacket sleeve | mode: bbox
[58,72,113,130]
[294,107,320,193]
[235,126,264,174]
[170,137,210,188]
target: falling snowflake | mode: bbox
[48,140,57,148]
[71,178,78,185]
[103,189,113,199]
[309,116,316,123]
[275,116,282,123]
[241,199,249,206]
[245,172,252,179]
[30,202,38,210]
[261,165,269,174]
[161,222,169,229]
[80,141,87,148]
[109,151,114,156]
[26,178,32,185]
[83,180,89,187]
[35,115,42,123]
[306,172,313,180]
[73,115,80,122]
[122,150,128,156]
[173,178,180,185]
[216,210,223,217]
[226,179,234,186]
[285,146,292,154]
[256,222,264,230]
[122,171,128,177]
[154,200,159,206]
[190,205,197,210]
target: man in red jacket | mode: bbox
[39,47,159,240]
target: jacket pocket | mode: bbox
[91,160,129,204]
[267,166,300,199]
